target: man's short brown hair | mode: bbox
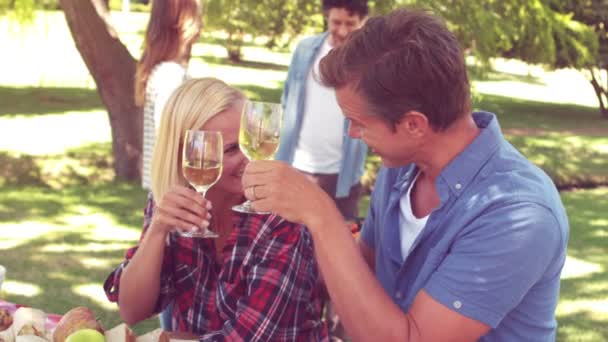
[319,8,471,131]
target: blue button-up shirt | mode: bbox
[276,32,368,198]
[361,112,569,341]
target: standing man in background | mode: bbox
[277,0,369,222]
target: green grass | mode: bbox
[556,188,608,341]
[476,94,608,131]
[0,10,607,341]
[0,86,102,117]
[0,183,159,334]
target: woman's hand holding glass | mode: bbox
[181,130,223,237]
[150,185,212,237]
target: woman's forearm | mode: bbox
[118,228,167,325]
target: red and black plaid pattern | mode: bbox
[104,195,328,341]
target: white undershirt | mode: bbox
[292,38,344,174]
[399,172,430,262]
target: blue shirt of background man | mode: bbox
[361,112,569,341]
[276,32,368,198]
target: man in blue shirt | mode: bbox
[243,7,569,341]
[277,0,368,221]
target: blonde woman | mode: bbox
[104,78,328,341]
[136,0,202,191]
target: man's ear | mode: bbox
[395,111,429,138]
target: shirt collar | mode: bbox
[438,111,502,197]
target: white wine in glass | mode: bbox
[233,100,282,214]
[181,130,223,238]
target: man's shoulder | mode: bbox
[460,151,569,243]
[295,33,327,50]
[480,143,563,207]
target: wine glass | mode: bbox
[181,130,223,238]
[232,100,282,214]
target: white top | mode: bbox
[399,172,430,262]
[292,38,344,174]
[142,62,188,190]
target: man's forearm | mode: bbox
[307,207,411,341]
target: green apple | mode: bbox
[65,328,106,342]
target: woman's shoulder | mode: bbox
[152,61,186,73]
[147,62,187,85]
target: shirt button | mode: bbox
[455,183,462,190]
[453,300,462,309]
[395,291,403,299]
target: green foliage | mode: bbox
[0,0,36,23]
[205,0,321,61]
[360,0,605,117]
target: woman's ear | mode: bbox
[395,111,429,138]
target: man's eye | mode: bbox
[225,146,239,154]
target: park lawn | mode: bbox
[0,181,605,340]
[1,9,607,341]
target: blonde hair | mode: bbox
[150,78,244,200]
[135,0,202,105]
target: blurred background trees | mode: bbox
[1,0,607,183]
[206,0,320,62]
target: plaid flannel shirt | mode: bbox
[104,195,328,341]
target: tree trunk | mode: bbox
[226,30,244,62]
[59,0,142,181]
[588,68,608,120]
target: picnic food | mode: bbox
[12,308,45,338]
[0,309,12,332]
[104,323,135,342]
[0,325,14,342]
[14,336,46,342]
[133,328,169,342]
[52,307,103,342]
[65,328,105,342]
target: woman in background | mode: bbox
[136,0,202,191]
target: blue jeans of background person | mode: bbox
[159,302,172,331]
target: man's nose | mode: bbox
[337,25,348,38]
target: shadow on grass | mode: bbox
[193,54,288,72]
[557,310,608,341]
[0,86,103,117]
[0,182,146,231]
[561,189,608,261]
[507,135,608,189]
[1,231,158,335]
[0,142,114,187]
[0,142,146,229]
[554,188,608,341]
[474,94,607,131]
